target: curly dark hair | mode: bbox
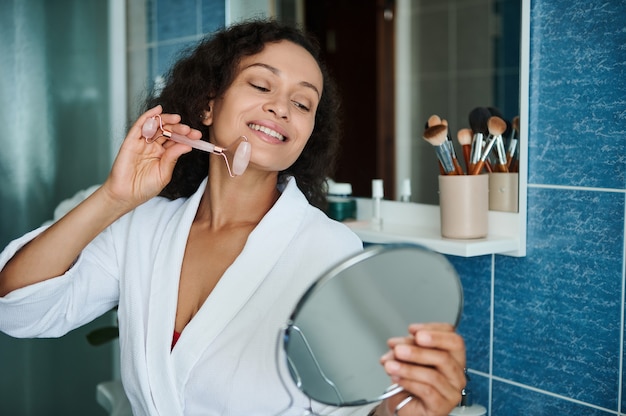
[146,18,342,210]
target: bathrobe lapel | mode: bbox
[143,179,206,415]
[144,177,308,415]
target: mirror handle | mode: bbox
[393,396,413,415]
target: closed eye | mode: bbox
[250,83,270,92]
[251,83,311,112]
[292,101,310,112]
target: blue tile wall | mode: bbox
[496,188,623,409]
[448,254,493,374]
[527,1,626,189]
[155,0,198,42]
[451,0,626,414]
[138,0,626,414]
[201,0,226,33]
[145,0,225,90]
[492,380,613,416]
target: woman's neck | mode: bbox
[195,167,280,230]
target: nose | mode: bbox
[263,96,289,119]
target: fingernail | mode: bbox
[385,360,401,373]
[395,344,411,358]
[417,331,432,344]
[388,336,404,344]
[380,350,393,361]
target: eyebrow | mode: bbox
[244,62,321,98]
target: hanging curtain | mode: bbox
[0,0,55,247]
[0,0,113,249]
[0,1,115,414]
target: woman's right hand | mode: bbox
[0,105,201,296]
[102,105,200,210]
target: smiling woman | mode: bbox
[153,28,342,209]
[204,41,323,172]
[0,18,466,416]
[0,20,358,415]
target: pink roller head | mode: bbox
[232,138,251,176]
[142,117,159,140]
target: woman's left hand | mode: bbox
[377,323,466,416]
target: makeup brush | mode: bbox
[494,135,509,172]
[489,116,508,172]
[426,115,463,174]
[423,124,456,175]
[489,108,512,172]
[426,115,445,174]
[471,116,507,175]
[488,107,511,137]
[507,116,520,171]
[456,128,473,173]
[441,119,465,175]
[468,107,491,172]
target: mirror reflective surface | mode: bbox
[395,0,522,204]
[281,244,463,407]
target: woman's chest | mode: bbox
[175,222,256,332]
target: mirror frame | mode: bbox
[392,0,529,257]
[280,243,464,407]
[225,0,529,257]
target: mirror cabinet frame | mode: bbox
[227,0,528,257]
[347,0,529,257]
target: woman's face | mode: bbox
[205,40,323,173]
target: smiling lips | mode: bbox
[248,123,286,142]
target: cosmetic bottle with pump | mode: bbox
[371,179,384,229]
[400,178,411,202]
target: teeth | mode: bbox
[248,123,285,141]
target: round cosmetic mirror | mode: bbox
[280,243,463,409]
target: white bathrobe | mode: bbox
[0,177,378,415]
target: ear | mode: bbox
[200,100,215,126]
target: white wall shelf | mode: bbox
[346,198,526,257]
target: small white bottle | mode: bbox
[371,179,384,229]
[400,178,411,202]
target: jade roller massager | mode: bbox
[141,115,251,177]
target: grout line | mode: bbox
[618,192,626,414]
[488,253,495,415]
[128,34,206,53]
[528,183,626,193]
[471,369,620,414]
[488,374,619,415]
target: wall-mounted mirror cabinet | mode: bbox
[176,0,529,257]
[375,0,528,257]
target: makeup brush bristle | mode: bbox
[512,116,520,135]
[468,107,491,135]
[456,128,473,146]
[423,124,448,146]
[487,116,507,136]
[427,114,442,128]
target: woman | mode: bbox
[0,19,465,415]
